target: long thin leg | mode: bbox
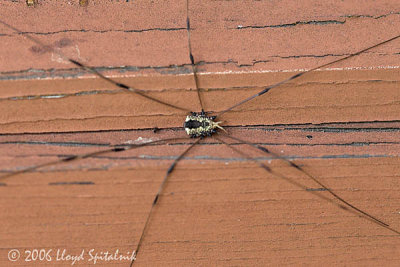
[0,137,190,183]
[214,134,400,235]
[0,20,190,113]
[186,0,205,112]
[216,33,400,118]
[130,138,200,265]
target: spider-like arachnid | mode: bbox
[0,1,399,266]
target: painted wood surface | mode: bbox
[0,1,399,266]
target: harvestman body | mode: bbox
[1,1,400,265]
[184,112,224,138]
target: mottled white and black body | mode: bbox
[184,112,224,138]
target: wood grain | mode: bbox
[0,1,399,266]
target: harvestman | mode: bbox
[1,2,400,265]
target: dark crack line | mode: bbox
[342,11,400,20]
[48,181,94,186]
[196,59,271,67]
[234,12,400,30]
[235,20,345,30]
[241,126,400,133]
[271,53,349,60]
[2,27,187,37]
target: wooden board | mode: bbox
[0,1,399,266]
